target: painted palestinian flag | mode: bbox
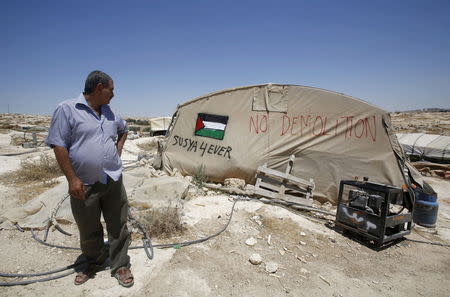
[194,113,229,140]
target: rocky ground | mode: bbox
[390,111,450,135]
[0,112,449,297]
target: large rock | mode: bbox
[128,175,190,210]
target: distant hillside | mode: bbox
[393,108,450,113]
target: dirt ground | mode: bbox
[0,112,449,297]
[390,111,450,135]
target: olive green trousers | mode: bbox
[70,175,130,275]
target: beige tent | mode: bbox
[150,117,171,134]
[162,84,423,203]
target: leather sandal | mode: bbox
[114,267,134,288]
[74,267,96,285]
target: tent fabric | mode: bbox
[397,133,450,163]
[150,117,171,132]
[162,84,423,203]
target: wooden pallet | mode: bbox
[254,155,315,206]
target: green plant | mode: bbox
[193,164,206,187]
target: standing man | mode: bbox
[46,70,134,287]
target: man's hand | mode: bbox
[69,177,86,200]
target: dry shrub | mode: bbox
[10,154,62,185]
[138,206,185,239]
[0,123,21,130]
[0,154,63,203]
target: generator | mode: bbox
[335,179,413,246]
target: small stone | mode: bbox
[265,262,278,273]
[224,178,246,189]
[299,241,306,246]
[322,202,332,211]
[182,186,198,200]
[249,253,262,265]
[252,215,262,225]
[300,268,310,275]
[296,255,307,263]
[245,237,257,246]
[300,232,306,236]
[329,237,337,243]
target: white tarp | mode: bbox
[150,117,171,132]
[397,133,450,162]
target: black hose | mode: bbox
[405,238,450,247]
[54,224,72,236]
[30,229,80,250]
[131,198,239,249]
[14,224,24,232]
[43,222,50,242]
[3,197,448,287]
[1,198,239,286]
[0,149,38,156]
[0,269,77,287]
[128,212,154,259]
[0,261,85,278]
[31,199,239,251]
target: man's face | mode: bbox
[98,80,114,105]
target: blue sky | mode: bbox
[1,0,449,116]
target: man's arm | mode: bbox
[116,132,128,157]
[53,145,86,200]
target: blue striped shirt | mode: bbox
[46,93,128,184]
